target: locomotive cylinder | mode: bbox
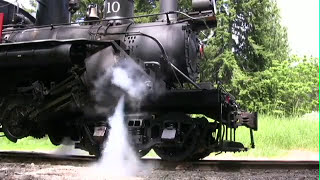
[103,0,134,25]
[36,0,70,26]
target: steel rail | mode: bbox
[0,151,318,170]
[0,151,96,163]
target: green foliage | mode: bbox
[200,0,317,115]
[135,0,155,13]
[134,0,160,23]
[178,0,192,11]
[232,0,289,72]
[233,56,319,115]
[201,0,289,84]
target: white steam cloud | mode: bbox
[111,67,149,100]
[93,58,151,115]
[97,96,142,176]
[53,139,89,156]
[91,58,152,178]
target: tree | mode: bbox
[134,0,159,23]
[234,56,319,115]
[178,0,192,11]
[232,0,288,72]
[135,0,155,13]
[200,0,289,84]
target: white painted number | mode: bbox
[106,1,121,14]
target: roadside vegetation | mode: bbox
[233,113,319,157]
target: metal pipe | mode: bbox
[0,44,73,69]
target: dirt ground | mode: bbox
[0,149,318,180]
[0,161,318,180]
[282,150,319,160]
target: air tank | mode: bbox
[103,0,134,25]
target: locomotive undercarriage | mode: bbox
[127,89,258,161]
[0,80,258,161]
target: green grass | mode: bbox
[227,114,319,157]
[0,135,57,151]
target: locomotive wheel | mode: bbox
[2,106,30,142]
[2,123,22,143]
[190,149,212,160]
[48,135,64,146]
[153,128,199,161]
[190,126,215,160]
[30,130,46,139]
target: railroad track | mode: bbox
[0,151,318,171]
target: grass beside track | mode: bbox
[0,114,318,158]
[0,135,57,151]
[227,114,319,157]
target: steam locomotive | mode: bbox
[0,0,257,161]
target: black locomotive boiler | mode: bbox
[0,0,257,161]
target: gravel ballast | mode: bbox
[0,162,318,180]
